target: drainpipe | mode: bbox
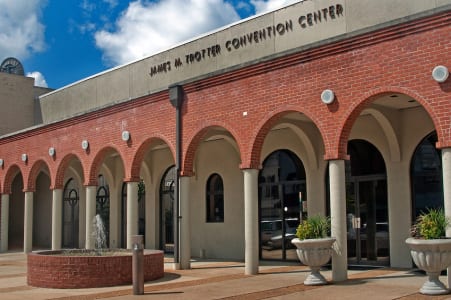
[169,85,184,267]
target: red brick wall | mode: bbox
[0,11,449,192]
[181,11,451,171]
[27,250,164,289]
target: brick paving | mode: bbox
[0,252,448,299]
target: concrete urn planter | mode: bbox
[405,237,451,295]
[291,237,336,285]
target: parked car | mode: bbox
[261,218,299,249]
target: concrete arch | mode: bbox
[99,164,115,189]
[183,122,241,176]
[130,135,175,182]
[271,122,319,169]
[247,105,325,170]
[86,146,124,186]
[337,86,441,161]
[139,162,151,185]
[361,108,401,162]
[54,153,84,189]
[64,165,85,198]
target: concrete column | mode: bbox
[79,186,87,248]
[243,169,259,275]
[0,194,10,252]
[329,160,348,281]
[108,183,119,249]
[179,176,191,269]
[146,179,157,249]
[85,186,97,249]
[386,162,412,268]
[51,189,63,250]
[442,148,451,287]
[126,181,139,249]
[24,191,33,253]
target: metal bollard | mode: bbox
[132,235,144,295]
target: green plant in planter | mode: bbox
[411,208,450,239]
[295,215,331,240]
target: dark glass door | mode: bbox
[160,166,176,253]
[62,179,79,249]
[259,150,306,261]
[347,177,388,266]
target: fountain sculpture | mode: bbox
[27,214,164,289]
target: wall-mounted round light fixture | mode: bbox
[21,154,28,162]
[432,65,449,83]
[121,130,130,141]
[81,140,89,150]
[48,147,55,157]
[321,89,335,104]
[0,159,4,167]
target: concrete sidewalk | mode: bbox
[0,251,448,300]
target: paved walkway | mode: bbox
[0,251,449,299]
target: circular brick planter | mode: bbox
[27,249,164,289]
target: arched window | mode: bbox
[96,174,110,247]
[411,132,443,219]
[206,173,224,223]
[62,178,79,248]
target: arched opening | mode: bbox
[138,180,146,238]
[62,178,79,248]
[33,172,52,249]
[259,149,306,261]
[410,132,443,219]
[121,182,126,248]
[9,174,24,250]
[344,140,388,266]
[96,174,110,248]
[159,165,176,253]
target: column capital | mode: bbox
[239,163,261,170]
[436,142,451,149]
[50,184,64,190]
[123,177,141,183]
[323,154,350,161]
[180,170,194,177]
[84,184,98,188]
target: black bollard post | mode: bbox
[132,235,144,295]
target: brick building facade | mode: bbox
[0,0,450,281]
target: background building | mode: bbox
[0,57,53,135]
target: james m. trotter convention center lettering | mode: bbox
[149,4,344,78]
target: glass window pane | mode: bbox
[206,174,224,223]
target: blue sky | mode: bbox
[0,0,299,89]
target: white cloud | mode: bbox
[27,71,48,88]
[251,0,300,14]
[95,0,240,66]
[80,0,96,13]
[235,1,252,12]
[0,0,46,60]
